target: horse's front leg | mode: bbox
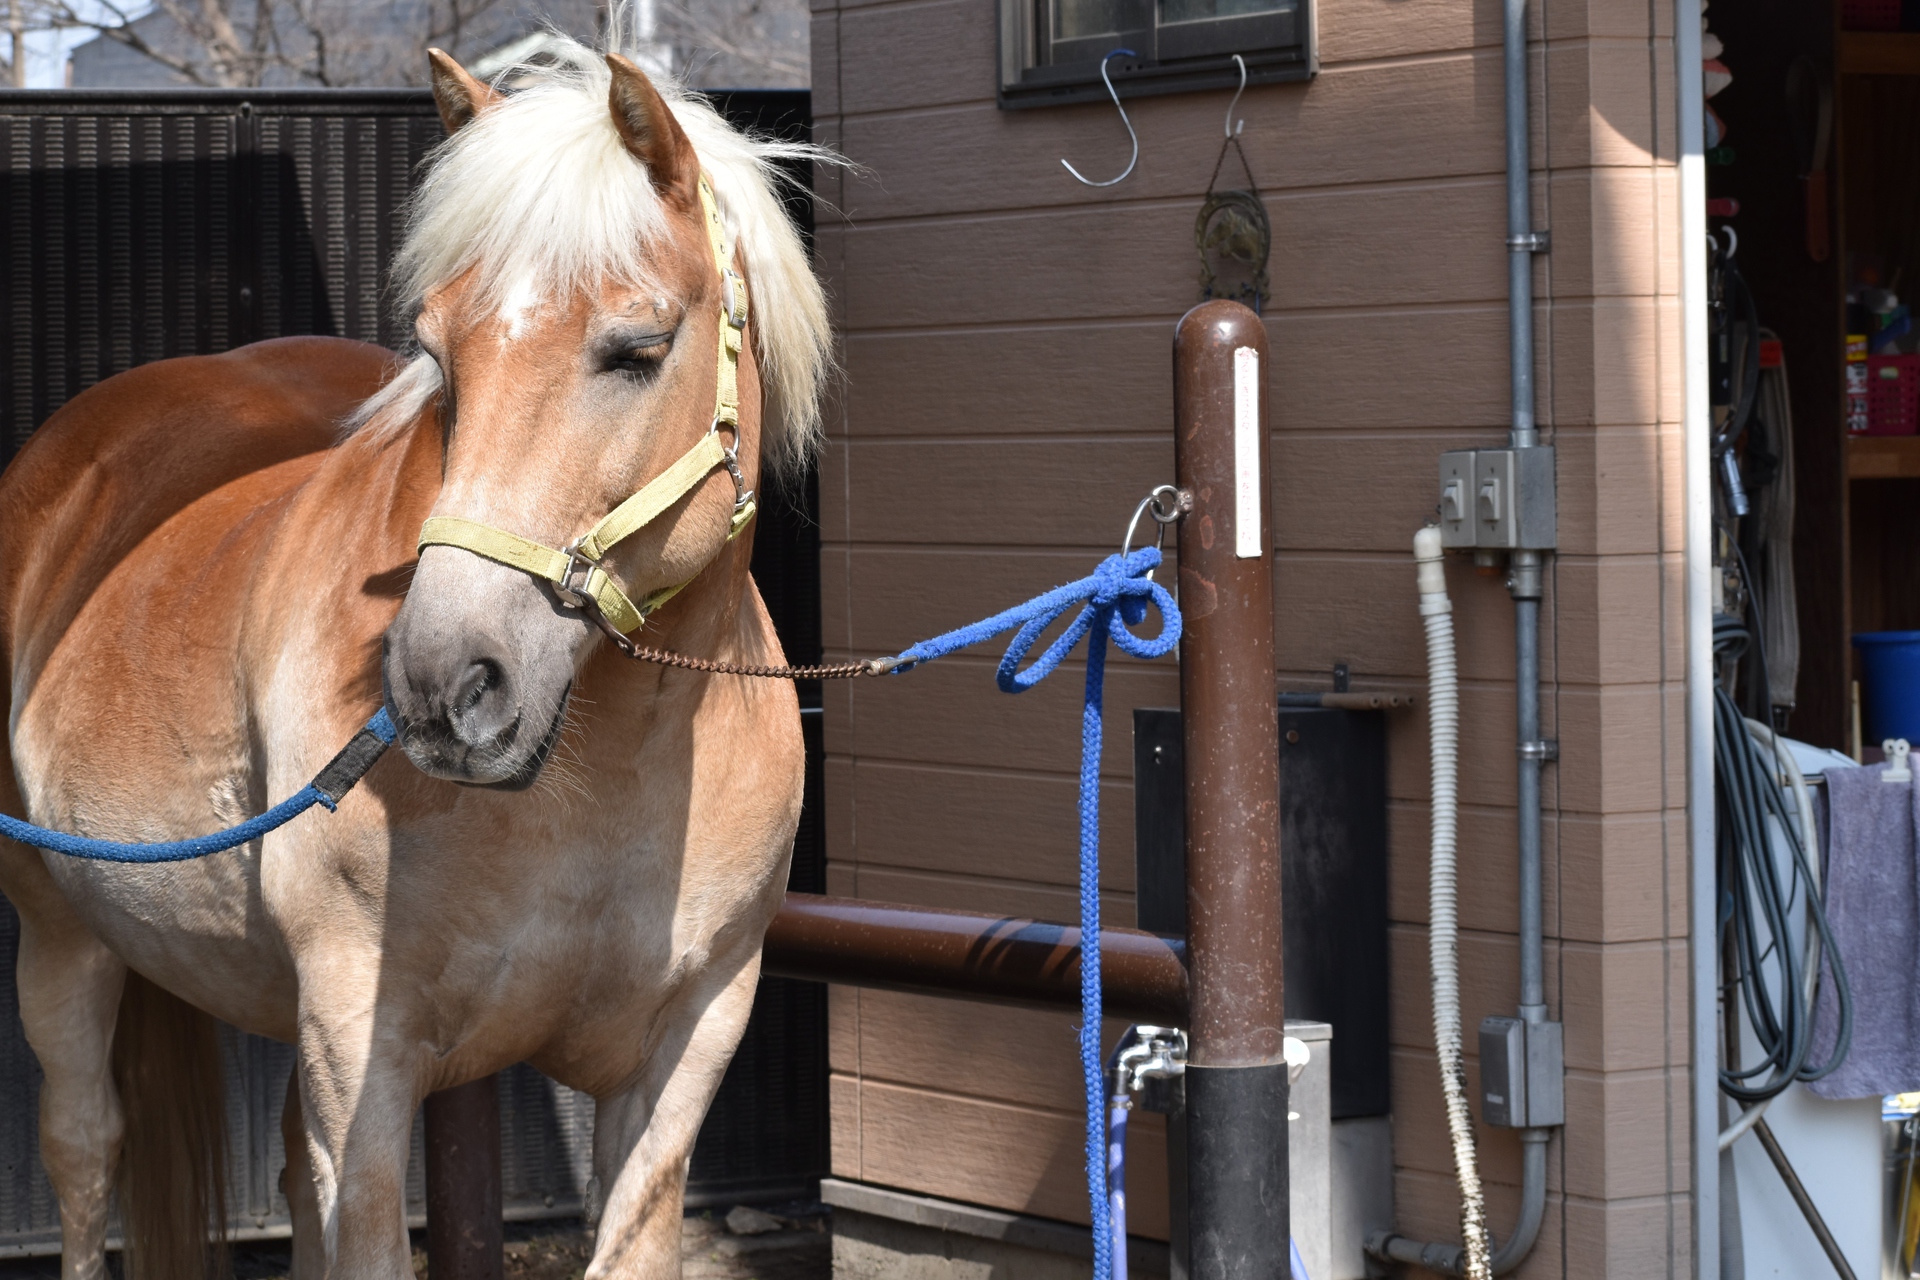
[292,1000,420,1280]
[587,947,765,1279]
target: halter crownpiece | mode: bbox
[417,173,757,634]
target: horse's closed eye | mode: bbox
[605,338,672,375]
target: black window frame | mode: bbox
[997,0,1315,109]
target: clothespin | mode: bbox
[1884,738,1912,783]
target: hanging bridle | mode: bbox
[416,173,757,638]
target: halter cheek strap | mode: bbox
[416,173,756,635]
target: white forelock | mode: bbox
[346,31,833,474]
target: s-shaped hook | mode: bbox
[1062,49,1139,188]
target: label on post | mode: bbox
[1233,346,1262,559]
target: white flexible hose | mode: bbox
[1415,526,1492,1280]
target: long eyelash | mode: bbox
[608,344,671,375]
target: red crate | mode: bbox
[1842,0,1902,27]
[1867,353,1920,436]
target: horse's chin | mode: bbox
[393,683,570,791]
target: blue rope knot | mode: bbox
[883,544,1182,1280]
[892,546,1180,681]
[996,549,1178,694]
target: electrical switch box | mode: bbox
[1479,1016,1526,1127]
[1479,1015,1565,1128]
[1435,446,1557,551]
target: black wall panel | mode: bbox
[1133,705,1391,1120]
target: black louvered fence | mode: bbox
[0,88,825,1252]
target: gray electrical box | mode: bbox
[1524,1019,1565,1127]
[1437,447,1556,551]
[1479,1015,1565,1128]
[1479,1016,1527,1127]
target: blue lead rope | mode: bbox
[0,708,397,864]
[0,548,1179,1277]
[891,545,1181,1280]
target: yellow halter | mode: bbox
[416,174,757,635]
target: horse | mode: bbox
[0,32,830,1280]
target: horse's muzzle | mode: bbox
[384,652,568,790]
[380,572,582,788]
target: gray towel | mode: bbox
[1809,761,1920,1099]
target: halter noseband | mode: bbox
[415,173,756,635]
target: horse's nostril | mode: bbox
[454,658,503,717]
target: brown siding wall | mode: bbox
[810,0,1694,1270]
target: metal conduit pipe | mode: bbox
[1369,0,1556,1269]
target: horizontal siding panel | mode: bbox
[1545,166,1680,300]
[1544,39,1677,171]
[833,0,997,116]
[1387,924,1534,1055]
[824,180,1507,329]
[821,657,1178,778]
[840,322,1176,438]
[833,53,1506,219]
[1389,926,1684,1076]
[1553,425,1681,558]
[834,305,1516,440]
[1547,295,1685,427]
[1271,432,1496,552]
[838,1076,1171,1237]
[823,755,1139,892]
[827,438,1177,546]
[1551,553,1684,686]
[832,987,1129,1109]
[1385,803,1686,944]
[1273,553,1524,687]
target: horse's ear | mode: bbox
[427,48,499,134]
[606,54,699,209]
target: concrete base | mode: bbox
[823,1180,1169,1280]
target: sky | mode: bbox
[19,0,148,86]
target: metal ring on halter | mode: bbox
[709,418,754,511]
[1122,484,1188,580]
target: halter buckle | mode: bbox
[555,541,601,611]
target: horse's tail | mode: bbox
[111,971,231,1280]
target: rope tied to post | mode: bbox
[884,543,1180,1280]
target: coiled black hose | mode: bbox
[1714,616,1852,1103]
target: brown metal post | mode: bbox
[424,1074,503,1280]
[1173,300,1287,1280]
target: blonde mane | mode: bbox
[348,34,833,474]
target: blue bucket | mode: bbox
[1854,631,1920,744]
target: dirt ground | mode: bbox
[0,1205,832,1280]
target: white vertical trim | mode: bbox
[1675,0,1715,1272]
[1233,346,1261,559]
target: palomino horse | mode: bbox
[0,35,830,1280]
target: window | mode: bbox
[998,0,1314,108]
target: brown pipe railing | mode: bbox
[762,892,1188,1026]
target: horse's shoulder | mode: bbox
[0,338,402,673]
